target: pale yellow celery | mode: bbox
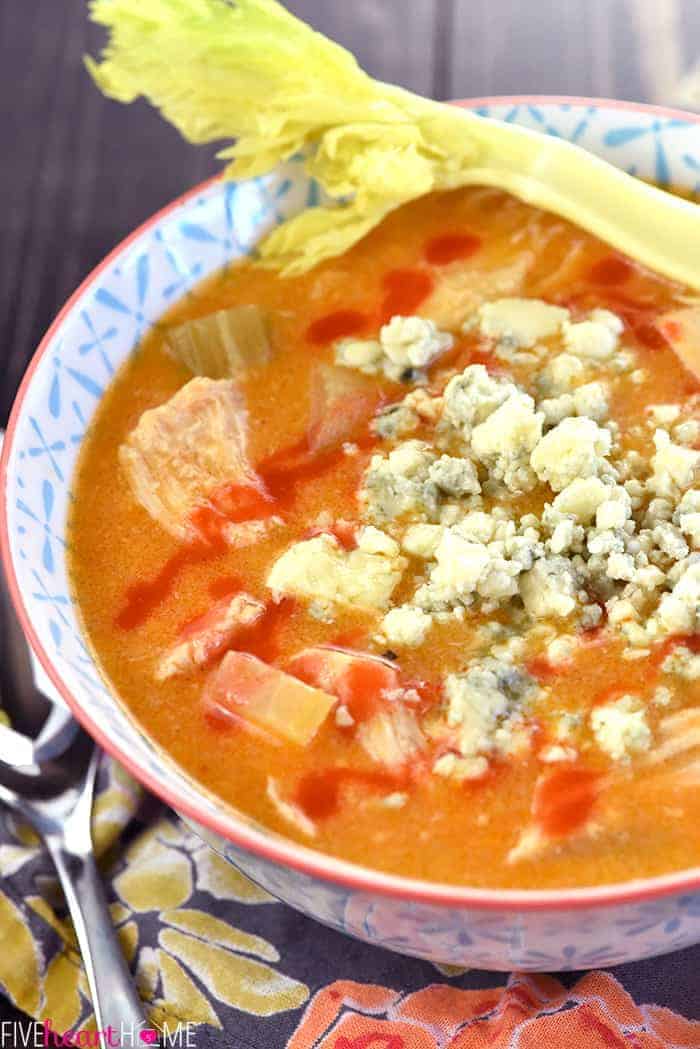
[166,304,271,377]
[88,0,700,287]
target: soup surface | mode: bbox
[69,187,700,889]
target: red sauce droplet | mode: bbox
[662,319,683,342]
[306,310,369,345]
[651,632,700,666]
[258,440,345,505]
[592,686,628,708]
[526,656,557,682]
[329,627,369,649]
[560,290,669,354]
[437,337,496,376]
[593,650,662,704]
[380,268,433,323]
[634,321,667,350]
[533,766,602,838]
[115,544,220,631]
[188,483,276,545]
[424,232,481,265]
[588,255,633,285]
[330,521,358,550]
[407,678,442,715]
[341,662,394,723]
[259,431,376,509]
[209,482,275,523]
[295,768,404,821]
[208,575,243,599]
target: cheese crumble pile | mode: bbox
[267,299,700,779]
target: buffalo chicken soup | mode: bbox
[69,187,700,889]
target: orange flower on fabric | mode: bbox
[287,972,700,1049]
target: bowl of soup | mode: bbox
[2,97,699,971]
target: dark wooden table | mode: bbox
[0,0,699,1032]
[2,0,700,428]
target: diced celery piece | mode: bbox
[166,304,271,378]
[203,651,336,747]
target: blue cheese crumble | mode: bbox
[530,417,613,491]
[444,656,540,762]
[476,298,569,347]
[336,314,453,382]
[279,293,699,785]
[590,695,652,760]
[267,527,405,612]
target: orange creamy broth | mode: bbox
[68,187,700,888]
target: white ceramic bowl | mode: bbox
[3,98,700,971]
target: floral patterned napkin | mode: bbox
[1,751,699,1047]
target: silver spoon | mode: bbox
[0,570,155,1040]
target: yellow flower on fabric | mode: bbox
[115,838,193,913]
[0,762,307,1033]
[110,815,309,1029]
[28,896,94,1028]
[0,891,42,1016]
[161,908,279,961]
[159,927,308,1018]
[432,963,470,978]
[153,950,220,1029]
[42,953,85,1032]
[191,844,274,904]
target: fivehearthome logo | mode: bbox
[0,1020,198,1047]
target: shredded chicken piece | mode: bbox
[356,704,425,771]
[119,377,263,539]
[155,592,265,680]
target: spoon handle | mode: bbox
[45,835,155,1041]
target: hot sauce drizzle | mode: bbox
[587,255,633,286]
[258,440,346,504]
[295,768,405,821]
[115,543,222,631]
[188,482,276,545]
[116,483,276,630]
[306,310,369,345]
[651,632,700,666]
[424,232,481,265]
[208,575,243,599]
[525,656,557,682]
[341,661,394,723]
[596,295,668,351]
[259,431,375,508]
[117,434,375,631]
[379,268,434,323]
[533,766,602,838]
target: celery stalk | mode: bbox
[87,0,700,288]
